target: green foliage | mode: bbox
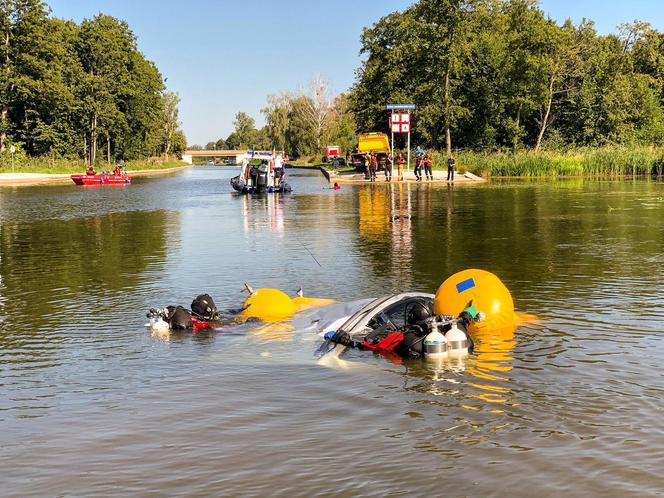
[350,0,664,154]
[0,3,184,163]
[455,146,664,177]
[256,86,357,159]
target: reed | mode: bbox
[448,146,664,177]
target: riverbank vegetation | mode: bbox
[352,0,664,157]
[0,1,186,173]
[215,0,664,177]
[197,76,357,161]
[439,146,664,177]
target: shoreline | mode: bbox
[0,164,191,187]
[327,168,485,184]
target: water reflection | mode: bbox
[390,183,414,287]
[0,208,176,417]
[241,193,285,235]
[1,171,664,497]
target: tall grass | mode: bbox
[448,146,664,177]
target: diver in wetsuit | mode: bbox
[147,293,226,331]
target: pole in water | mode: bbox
[406,114,411,172]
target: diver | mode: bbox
[146,293,226,332]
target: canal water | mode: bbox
[1,167,662,497]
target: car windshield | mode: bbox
[367,297,433,331]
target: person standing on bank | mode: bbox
[423,154,433,181]
[447,155,456,181]
[370,153,378,182]
[396,152,405,181]
[385,154,393,181]
[414,152,423,181]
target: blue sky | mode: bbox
[47,0,664,146]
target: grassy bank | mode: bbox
[301,145,664,178]
[0,154,187,174]
[428,146,664,177]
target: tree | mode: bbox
[296,76,332,152]
[262,92,292,151]
[159,91,180,159]
[325,93,357,155]
[231,111,256,148]
[0,0,51,152]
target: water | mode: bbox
[1,167,663,497]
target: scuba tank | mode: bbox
[445,321,470,358]
[423,326,448,360]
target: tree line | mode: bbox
[203,0,663,159]
[351,0,664,154]
[0,0,185,164]
[197,77,357,160]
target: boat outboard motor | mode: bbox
[256,169,268,190]
[249,166,259,185]
[167,306,193,330]
[191,293,218,320]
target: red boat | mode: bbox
[70,173,132,186]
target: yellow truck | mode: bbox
[351,132,391,171]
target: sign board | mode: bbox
[386,104,416,110]
[390,112,411,134]
[386,105,414,171]
[10,145,16,154]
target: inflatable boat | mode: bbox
[231,153,291,194]
[70,173,131,185]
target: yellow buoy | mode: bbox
[240,288,335,323]
[241,288,296,323]
[433,269,515,332]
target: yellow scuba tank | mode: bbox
[433,269,515,333]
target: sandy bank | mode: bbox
[327,168,486,184]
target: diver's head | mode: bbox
[406,300,432,325]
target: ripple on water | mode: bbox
[1,172,663,496]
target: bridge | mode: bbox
[181,149,250,165]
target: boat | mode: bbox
[231,151,291,194]
[70,173,132,186]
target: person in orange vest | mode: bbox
[423,154,433,181]
[396,152,405,181]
